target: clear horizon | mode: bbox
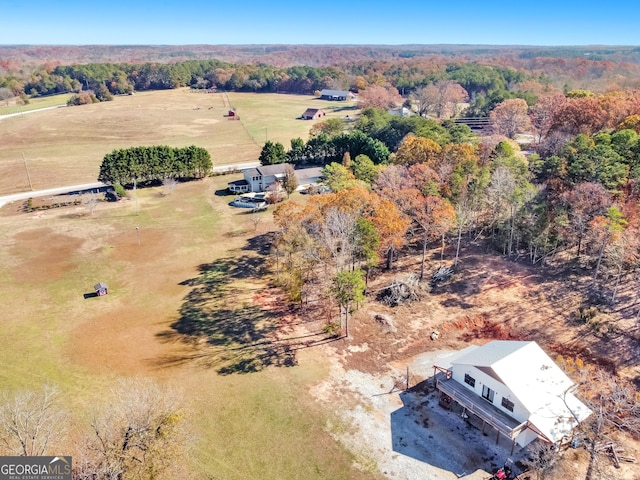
[2,0,638,46]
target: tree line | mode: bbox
[258,112,476,168]
[0,58,540,113]
[98,145,212,186]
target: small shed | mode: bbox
[94,283,108,296]
[301,108,325,120]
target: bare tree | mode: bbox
[412,81,468,119]
[412,84,439,117]
[557,361,640,480]
[251,216,262,232]
[83,193,99,215]
[321,207,358,272]
[0,387,64,456]
[162,177,178,195]
[80,378,187,480]
[560,182,611,259]
[522,440,558,480]
[0,87,13,107]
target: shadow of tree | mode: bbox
[154,233,334,374]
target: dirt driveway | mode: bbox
[310,347,531,480]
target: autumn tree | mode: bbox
[370,197,410,269]
[309,118,345,138]
[550,96,607,136]
[405,192,456,280]
[529,94,566,142]
[357,85,402,110]
[618,114,640,133]
[331,269,366,337]
[560,182,611,259]
[394,134,442,167]
[282,164,298,198]
[586,206,627,286]
[490,98,532,139]
[272,206,318,303]
[322,162,360,192]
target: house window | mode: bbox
[464,374,475,388]
[482,385,494,403]
[501,397,515,412]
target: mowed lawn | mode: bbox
[0,89,359,195]
[0,176,376,480]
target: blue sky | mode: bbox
[1,0,638,46]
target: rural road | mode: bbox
[0,162,260,208]
[0,105,67,121]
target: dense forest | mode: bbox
[2,44,640,113]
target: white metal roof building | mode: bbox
[436,340,592,448]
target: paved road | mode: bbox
[0,162,260,207]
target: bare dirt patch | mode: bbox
[10,228,84,282]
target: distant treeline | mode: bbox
[0,58,545,117]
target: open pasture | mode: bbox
[0,176,373,479]
[0,89,358,195]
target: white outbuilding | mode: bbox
[435,340,592,449]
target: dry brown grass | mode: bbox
[0,178,374,480]
[0,89,358,195]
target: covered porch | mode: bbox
[435,371,531,454]
[228,179,251,193]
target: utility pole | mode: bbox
[22,153,33,191]
[135,226,140,246]
[134,178,138,215]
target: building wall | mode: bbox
[243,172,278,192]
[515,428,539,447]
[451,365,530,424]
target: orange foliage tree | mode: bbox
[357,85,402,110]
[394,134,442,167]
[490,98,532,139]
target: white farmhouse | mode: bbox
[435,340,592,450]
[228,164,324,194]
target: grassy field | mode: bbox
[0,93,73,115]
[0,176,375,479]
[0,89,359,195]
